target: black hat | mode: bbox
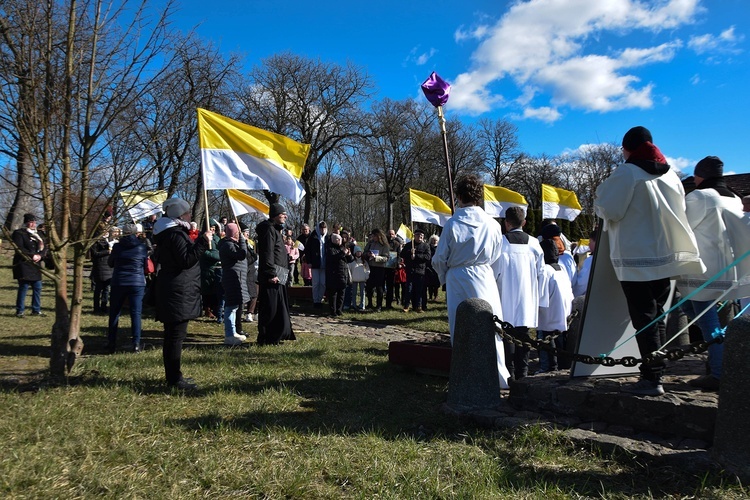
[269,203,286,218]
[540,223,561,240]
[23,213,37,223]
[622,126,653,151]
[694,156,723,180]
[413,228,425,235]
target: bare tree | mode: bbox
[567,143,621,214]
[476,117,521,186]
[234,52,375,224]
[1,0,176,376]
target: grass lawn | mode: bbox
[0,255,745,498]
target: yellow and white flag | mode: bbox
[120,190,168,222]
[541,184,582,221]
[409,188,452,227]
[483,185,528,218]
[197,108,310,203]
[397,223,413,242]
[226,189,269,218]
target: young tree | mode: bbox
[0,0,176,376]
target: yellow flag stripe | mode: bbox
[227,189,269,214]
[484,185,527,204]
[197,108,310,179]
[409,188,452,214]
[541,184,582,210]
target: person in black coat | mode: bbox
[89,229,116,313]
[152,198,210,390]
[12,213,47,317]
[256,203,295,346]
[400,229,432,312]
[325,233,354,316]
[218,222,249,346]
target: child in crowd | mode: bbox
[394,257,407,307]
[536,239,574,373]
[348,246,370,311]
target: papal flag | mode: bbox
[397,223,413,243]
[197,108,310,203]
[541,184,582,221]
[409,188,452,227]
[483,185,528,218]
[226,189,269,218]
[120,190,168,222]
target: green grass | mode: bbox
[0,253,746,498]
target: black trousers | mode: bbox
[163,320,189,385]
[384,268,396,306]
[504,327,532,380]
[619,278,669,381]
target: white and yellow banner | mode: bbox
[397,223,413,242]
[541,184,581,221]
[409,188,452,227]
[226,189,269,218]
[120,190,168,222]
[483,185,528,218]
[197,108,310,203]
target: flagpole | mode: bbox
[437,105,455,214]
[411,220,415,259]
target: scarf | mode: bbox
[695,176,737,198]
[626,141,670,176]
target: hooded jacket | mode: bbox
[108,234,148,287]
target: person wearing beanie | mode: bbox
[12,213,47,317]
[152,198,211,391]
[306,220,329,307]
[107,219,149,354]
[218,222,250,346]
[595,126,704,396]
[255,203,295,345]
[676,156,750,391]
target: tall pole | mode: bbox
[437,106,455,214]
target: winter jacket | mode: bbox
[219,237,249,307]
[200,234,221,294]
[90,238,114,282]
[363,240,390,268]
[348,257,370,283]
[153,219,209,323]
[108,234,148,287]
[325,245,354,289]
[12,228,46,281]
[401,241,432,276]
[305,230,329,269]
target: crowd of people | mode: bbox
[10,126,748,395]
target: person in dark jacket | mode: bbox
[107,223,149,353]
[256,203,295,345]
[90,229,115,314]
[12,213,47,317]
[325,233,354,316]
[200,224,222,320]
[306,221,329,307]
[400,228,432,312]
[218,222,249,346]
[153,198,210,390]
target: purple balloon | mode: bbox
[421,71,451,107]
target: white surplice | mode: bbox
[497,229,546,329]
[432,205,511,388]
[538,265,574,332]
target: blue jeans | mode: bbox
[108,285,145,348]
[536,330,564,372]
[351,282,366,309]
[343,284,353,309]
[16,280,42,315]
[223,304,240,338]
[682,300,724,378]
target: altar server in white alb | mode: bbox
[497,206,547,381]
[536,239,575,373]
[432,174,511,388]
[676,156,750,392]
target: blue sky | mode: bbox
[171,0,749,175]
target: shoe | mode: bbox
[15,312,24,318]
[224,336,243,346]
[621,379,664,396]
[31,311,46,317]
[233,332,247,341]
[403,307,409,312]
[359,307,366,311]
[688,374,720,391]
[244,313,253,322]
[133,344,143,353]
[415,307,423,313]
[252,314,258,322]
[170,378,198,391]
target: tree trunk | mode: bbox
[4,143,37,231]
